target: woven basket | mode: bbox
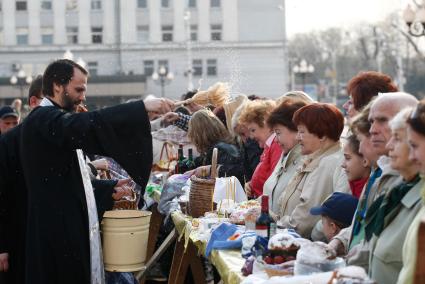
[188,148,218,218]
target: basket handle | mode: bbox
[210,148,218,178]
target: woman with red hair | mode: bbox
[277,103,350,238]
[343,71,397,120]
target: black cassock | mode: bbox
[0,125,27,284]
[19,100,152,284]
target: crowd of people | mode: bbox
[0,59,424,284]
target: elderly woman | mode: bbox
[187,109,244,183]
[343,71,397,120]
[277,103,349,238]
[238,100,282,198]
[365,108,422,284]
[263,98,311,214]
[397,101,425,284]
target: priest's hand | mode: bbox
[144,98,174,114]
[112,179,133,200]
[0,253,9,272]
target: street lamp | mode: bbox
[403,3,425,37]
[184,10,194,90]
[293,59,314,92]
[152,66,174,98]
[10,69,33,99]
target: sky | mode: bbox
[285,0,408,37]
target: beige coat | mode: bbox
[397,195,425,284]
[263,144,302,214]
[369,179,424,284]
[277,142,350,238]
[333,157,402,271]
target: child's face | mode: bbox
[322,216,340,241]
[341,143,370,181]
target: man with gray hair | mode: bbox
[329,92,418,272]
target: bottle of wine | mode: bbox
[176,146,187,174]
[185,148,196,171]
[255,195,275,239]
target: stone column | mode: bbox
[173,0,185,42]
[198,0,210,42]
[78,0,91,44]
[119,0,136,43]
[28,0,41,45]
[3,0,16,45]
[53,0,66,44]
[222,0,238,41]
[148,0,161,43]
[103,0,115,44]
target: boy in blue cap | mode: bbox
[310,192,358,241]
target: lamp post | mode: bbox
[152,66,174,98]
[403,3,425,37]
[184,11,194,91]
[10,69,33,99]
[293,59,314,92]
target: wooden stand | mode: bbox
[168,238,207,284]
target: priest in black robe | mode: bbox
[19,59,173,284]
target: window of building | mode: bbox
[41,34,53,45]
[66,0,77,10]
[91,0,102,10]
[161,0,169,8]
[41,1,52,10]
[87,62,98,76]
[137,0,147,8]
[192,59,202,76]
[207,59,217,76]
[162,26,173,42]
[188,0,196,8]
[158,60,169,72]
[210,0,220,8]
[143,60,154,76]
[16,34,28,45]
[211,24,222,41]
[66,27,78,44]
[190,25,197,41]
[91,27,102,44]
[16,1,27,11]
[137,25,149,43]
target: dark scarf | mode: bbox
[352,167,382,236]
[364,174,420,241]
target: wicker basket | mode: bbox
[188,148,218,218]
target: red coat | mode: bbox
[250,138,282,197]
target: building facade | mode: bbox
[0,0,288,107]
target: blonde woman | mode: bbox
[187,109,244,183]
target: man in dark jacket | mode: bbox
[15,59,172,284]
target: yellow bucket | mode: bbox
[101,210,152,272]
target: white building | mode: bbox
[0,0,288,107]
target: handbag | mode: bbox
[152,141,176,173]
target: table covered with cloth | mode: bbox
[171,211,246,284]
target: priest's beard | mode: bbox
[61,92,80,113]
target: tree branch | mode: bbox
[392,23,425,60]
